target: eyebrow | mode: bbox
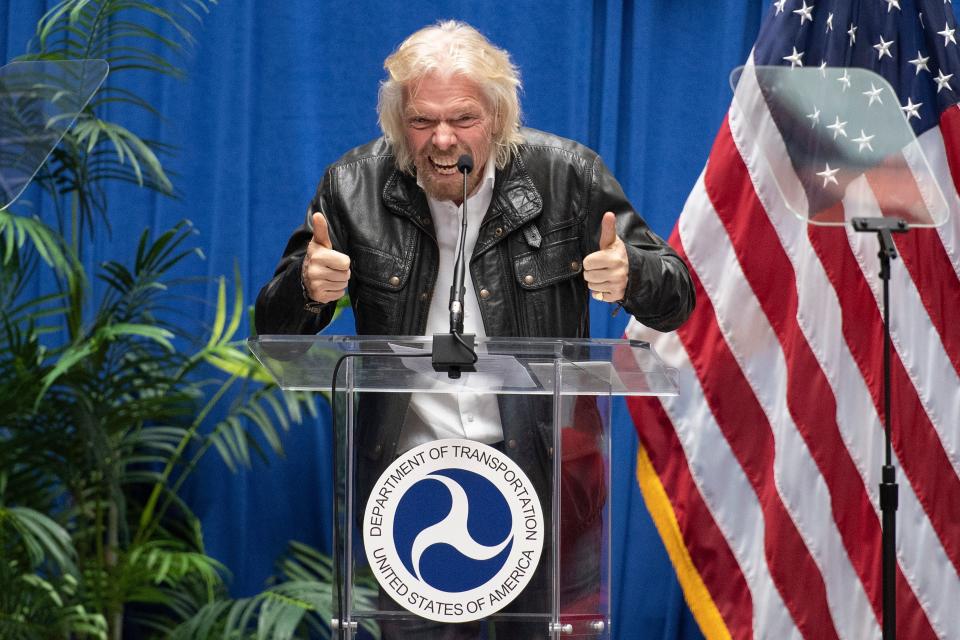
[404,103,485,120]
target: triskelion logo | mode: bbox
[362,439,543,623]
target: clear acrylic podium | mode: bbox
[249,335,678,639]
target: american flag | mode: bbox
[626,1,960,638]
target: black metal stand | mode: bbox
[851,216,907,640]
[431,331,477,378]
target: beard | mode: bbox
[413,146,485,202]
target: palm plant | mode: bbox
[171,542,381,640]
[18,0,209,244]
[0,474,107,639]
[0,216,320,638]
[0,1,347,638]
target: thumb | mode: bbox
[311,211,332,249]
[598,211,618,249]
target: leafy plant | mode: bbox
[17,0,216,244]
[0,475,107,640]
[0,218,319,637]
[0,1,351,638]
[171,542,381,640]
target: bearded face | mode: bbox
[403,73,494,202]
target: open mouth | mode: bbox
[428,156,460,175]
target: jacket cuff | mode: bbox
[620,243,693,332]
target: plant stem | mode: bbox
[71,189,79,258]
[109,500,122,640]
[94,480,105,617]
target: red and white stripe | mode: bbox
[627,61,960,639]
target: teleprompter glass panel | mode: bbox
[0,60,108,210]
[729,65,951,228]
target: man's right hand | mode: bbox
[301,211,351,304]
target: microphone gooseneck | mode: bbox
[448,154,473,334]
[432,153,478,378]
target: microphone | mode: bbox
[456,153,474,174]
[432,153,478,378]
[448,154,473,333]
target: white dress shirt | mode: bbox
[398,160,503,452]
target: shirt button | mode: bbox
[466,414,474,422]
[389,275,400,286]
[523,274,535,285]
[507,439,517,449]
[479,288,491,299]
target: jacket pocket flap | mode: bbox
[513,237,583,290]
[352,244,409,291]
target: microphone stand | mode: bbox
[852,216,906,640]
[432,154,478,378]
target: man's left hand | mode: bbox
[583,211,628,303]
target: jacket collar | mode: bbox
[382,150,543,236]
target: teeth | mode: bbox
[428,157,460,175]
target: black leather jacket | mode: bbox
[255,128,694,339]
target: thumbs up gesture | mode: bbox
[582,211,628,303]
[301,211,351,304]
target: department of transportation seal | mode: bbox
[362,438,544,623]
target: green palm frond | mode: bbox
[28,0,215,79]
[0,571,107,640]
[173,542,380,640]
[34,321,176,408]
[0,494,76,576]
[94,220,200,320]
[14,0,216,239]
[189,270,317,470]
[121,540,226,599]
[34,0,209,64]
[71,117,174,194]
[0,209,74,273]
[0,483,108,636]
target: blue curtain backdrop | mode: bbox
[1,1,766,638]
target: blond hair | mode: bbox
[378,20,523,173]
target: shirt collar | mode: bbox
[419,157,496,207]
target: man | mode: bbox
[256,20,694,640]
